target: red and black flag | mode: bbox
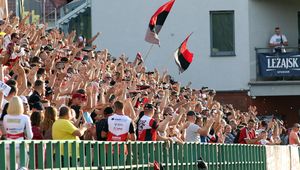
[174,34,194,73]
[145,0,175,45]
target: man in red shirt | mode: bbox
[289,123,300,145]
[137,103,158,141]
[238,119,262,144]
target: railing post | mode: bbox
[71,141,77,167]
[29,141,35,170]
[10,142,16,170]
[178,144,184,169]
[46,142,53,169]
[86,142,92,168]
[169,142,174,170]
[113,143,119,167]
[54,142,61,169]
[119,142,125,167]
[79,142,85,167]
[183,143,188,170]
[20,141,26,168]
[37,141,44,169]
[63,141,70,168]
[93,142,99,167]
[143,142,149,167]
[149,142,155,166]
[0,142,6,169]
[163,142,169,170]
[99,142,106,168]
[107,143,113,169]
[138,142,144,168]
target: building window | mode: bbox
[210,11,235,56]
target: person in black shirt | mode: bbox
[95,107,114,141]
[28,80,45,108]
[70,89,87,119]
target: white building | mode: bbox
[56,0,300,124]
[88,0,300,95]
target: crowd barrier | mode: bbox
[0,140,298,170]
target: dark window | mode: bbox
[210,11,235,56]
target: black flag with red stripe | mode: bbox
[145,0,175,45]
[174,34,194,73]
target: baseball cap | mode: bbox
[187,111,196,116]
[144,103,155,110]
[105,72,112,78]
[31,56,43,64]
[32,102,44,111]
[72,93,87,101]
[43,45,54,51]
[78,36,84,42]
[293,123,300,128]
[19,96,28,104]
[103,107,114,115]
[45,86,53,96]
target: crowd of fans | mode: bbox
[0,13,299,152]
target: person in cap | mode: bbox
[28,80,45,109]
[136,103,159,141]
[31,101,44,113]
[44,86,54,102]
[30,56,43,67]
[289,123,300,145]
[19,95,30,116]
[95,107,114,141]
[184,111,215,142]
[70,89,87,119]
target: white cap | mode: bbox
[19,95,28,104]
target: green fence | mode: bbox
[0,140,266,170]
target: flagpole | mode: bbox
[144,44,154,62]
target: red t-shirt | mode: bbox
[238,127,256,144]
[32,126,44,140]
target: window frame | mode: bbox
[210,10,236,57]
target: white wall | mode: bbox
[249,0,300,80]
[91,0,250,91]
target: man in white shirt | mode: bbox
[184,111,214,142]
[269,27,288,53]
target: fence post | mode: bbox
[0,142,6,169]
[86,142,92,168]
[93,142,99,167]
[37,141,45,169]
[113,143,119,167]
[138,142,144,169]
[63,141,70,168]
[119,142,125,167]
[99,142,106,168]
[20,141,26,168]
[46,142,53,169]
[29,141,35,170]
[71,141,77,167]
[10,142,16,170]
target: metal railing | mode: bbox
[0,140,267,170]
[41,0,90,29]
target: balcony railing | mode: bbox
[42,0,91,29]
